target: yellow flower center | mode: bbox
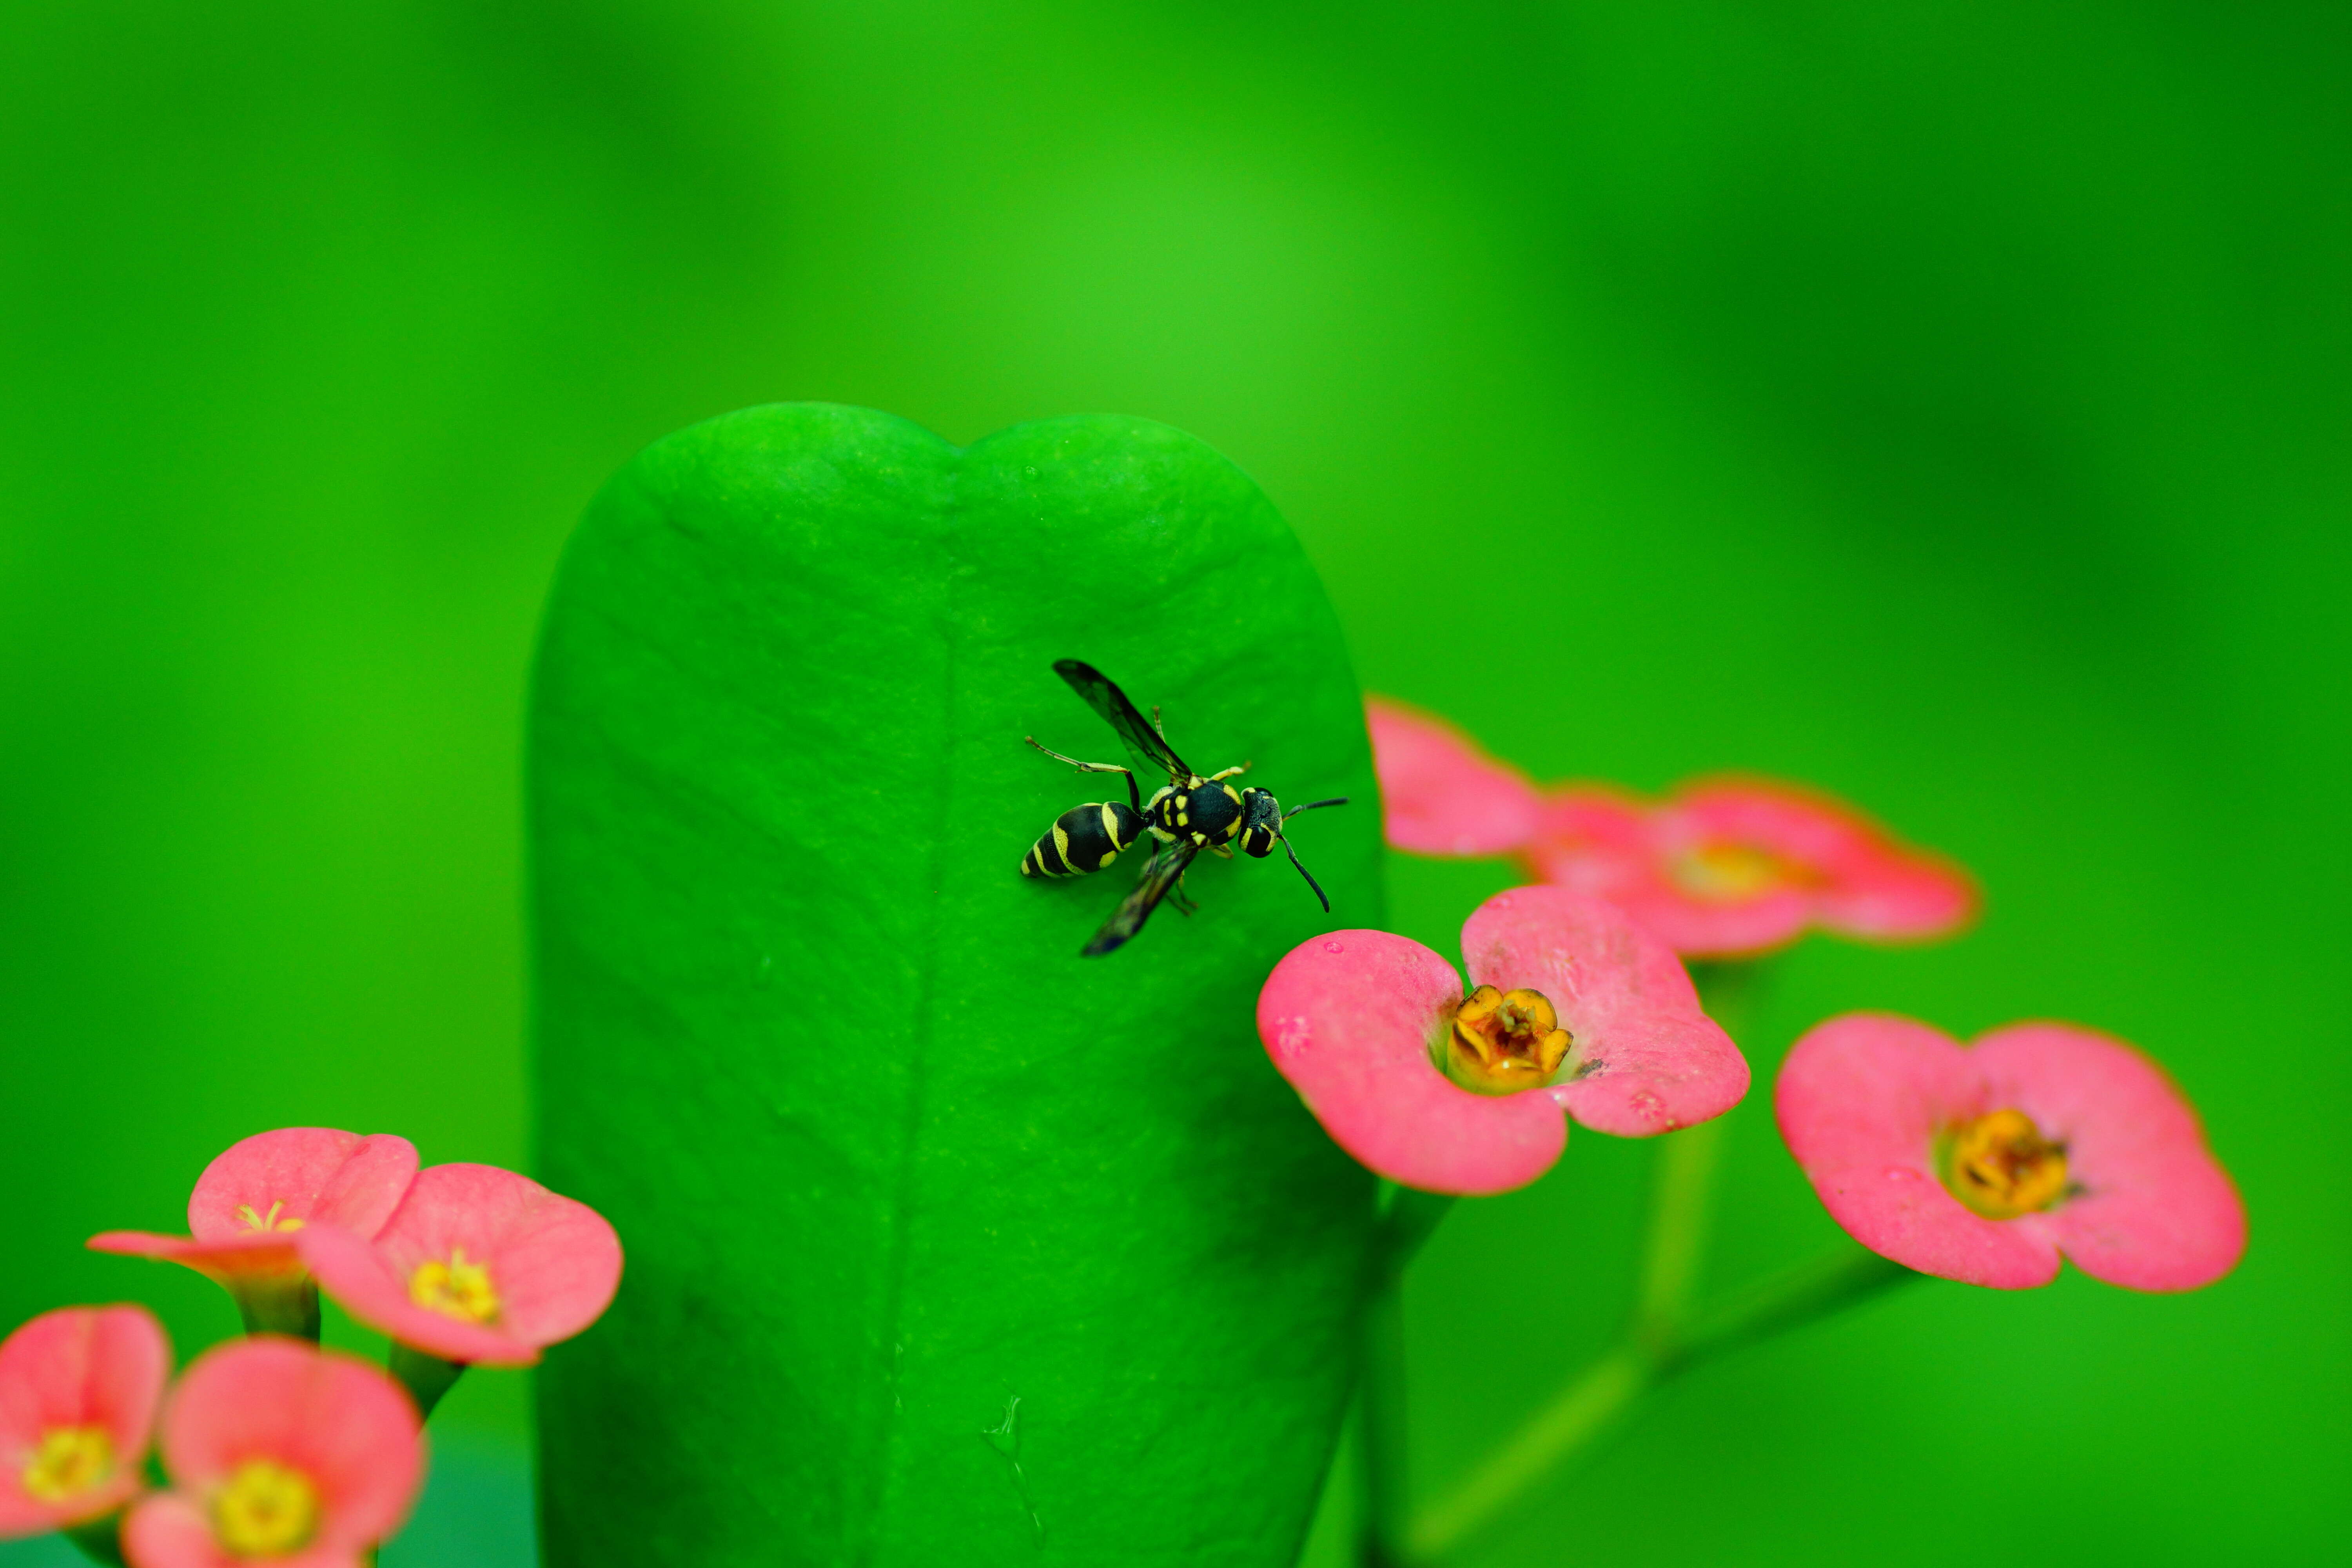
[212,1458,319,1557]
[234,1200,304,1233]
[1668,840,1793,903]
[1943,1108,2070,1219]
[1442,985,1573,1095]
[410,1247,501,1323]
[22,1425,112,1503]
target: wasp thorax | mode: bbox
[1441,985,1572,1096]
[1941,1108,2069,1219]
[1152,779,1244,846]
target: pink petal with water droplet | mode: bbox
[1257,929,1564,1195]
[1459,885,1748,1136]
[1971,1024,2244,1291]
[1776,1014,2060,1289]
[1365,698,1542,857]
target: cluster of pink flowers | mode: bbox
[3,1128,621,1565]
[1364,696,1978,960]
[1254,697,2243,1295]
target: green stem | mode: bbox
[231,1278,321,1340]
[1405,1247,1916,1560]
[1636,956,1769,1338]
[1374,1180,1455,1285]
[1686,958,1771,1044]
[1633,1120,1724,1337]
[1406,1343,1650,1561]
[1634,956,1775,1314]
[62,1512,127,1566]
[387,1341,467,1418]
[1673,1246,1916,1371]
[1357,1181,1452,1566]
[1356,1285,1411,1568]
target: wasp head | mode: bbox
[1239,788,1285,857]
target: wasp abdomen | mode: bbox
[1021,800,1146,878]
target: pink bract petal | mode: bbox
[1778,1014,2241,1293]
[1677,777,1977,948]
[85,1230,306,1282]
[187,1129,419,1241]
[1459,885,1748,1136]
[154,1337,421,1550]
[122,1493,362,1568]
[1365,697,1543,857]
[300,1165,623,1366]
[1776,1014,2058,1289]
[89,1130,419,1283]
[1521,788,1650,899]
[1811,852,1979,942]
[1258,930,1566,1196]
[1970,1024,2245,1292]
[0,1306,171,1535]
[1673,777,1875,864]
[1527,778,1975,958]
[1526,787,1815,957]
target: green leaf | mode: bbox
[530,405,1385,1565]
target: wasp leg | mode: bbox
[1135,846,1199,915]
[1208,843,1234,860]
[1024,737,1143,813]
[1206,761,1252,782]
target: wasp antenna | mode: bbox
[1283,796,1349,821]
[1281,835,1332,913]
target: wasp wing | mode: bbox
[1081,840,1200,957]
[1054,659,1192,780]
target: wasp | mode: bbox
[1020,659,1347,956]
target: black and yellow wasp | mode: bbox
[1020,659,1346,956]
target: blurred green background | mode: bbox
[3,2,2345,1564]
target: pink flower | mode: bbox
[298,1164,622,1367]
[1364,697,1543,856]
[1257,885,1748,1195]
[0,1306,170,1537]
[1775,1013,2245,1291]
[88,1130,418,1331]
[1362,698,1976,959]
[121,1337,422,1568]
[1523,778,1978,958]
